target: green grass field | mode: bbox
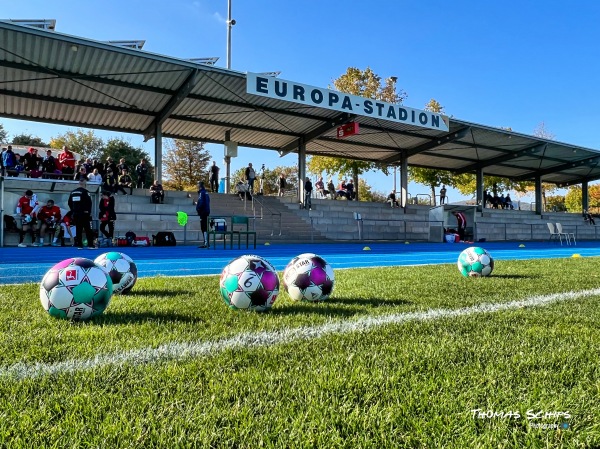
[0,257,599,448]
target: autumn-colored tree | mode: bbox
[231,165,298,195]
[308,67,403,199]
[565,184,600,214]
[162,139,210,191]
[49,129,104,160]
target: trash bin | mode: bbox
[218,178,225,194]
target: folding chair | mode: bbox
[546,222,565,245]
[555,223,576,245]
[231,215,257,249]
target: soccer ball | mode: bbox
[39,258,113,321]
[94,252,138,294]
[283,253,335,302]
[219,255,279,311]
[457,246,494,277]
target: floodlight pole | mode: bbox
[226,0,232,69]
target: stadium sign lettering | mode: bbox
[246,73,448,132]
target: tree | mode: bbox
[0,122,7,143]
[565,184,600,214]
[408,99,453,205]
[49,129,104,160]
[231,165,298,195]
[162,139,210,191]
[11,133,47,147]
[308,67,403,199]
[357,178,385,203]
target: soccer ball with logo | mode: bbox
[283,253,335,302]
[219,255,279,311]
[94,252,138,294]
[39,258,113,321]
[457,246,494,277]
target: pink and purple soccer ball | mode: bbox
[283,253,335,302]
[39,257,113,321]
[219,255,280,311]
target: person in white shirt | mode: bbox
[87,168,103,183]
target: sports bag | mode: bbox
[152,231,176,246]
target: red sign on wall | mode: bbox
[336,122,359,139]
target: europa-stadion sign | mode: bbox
[246,72,449,132]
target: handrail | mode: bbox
[248,194,282,236]
[358,218,444,241]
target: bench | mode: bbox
[231,215,257,249]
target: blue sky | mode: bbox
[3,1,600,202]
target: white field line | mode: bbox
[2,288,599,380]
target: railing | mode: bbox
[247,194,282,236]
[471,220,600,242]
[357,218,444,241]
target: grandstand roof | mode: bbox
[0,19,599,187]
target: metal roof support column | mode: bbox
[582,180,589,212]
[155,124,162,183]
[225,131,232,194]
[535,176,542,215]
[476,169,484,208]
[298,141,306,206]
[400,154,408,209]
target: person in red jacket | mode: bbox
[35,199,62,246]
[58,145,76,178]
[98,191,117,240]
[15,189,40,247]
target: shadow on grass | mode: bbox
[271,297,411,317]
[490,274,535,279]
[94,311,203,325]
[120,289,189,298]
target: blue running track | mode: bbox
[1,241,598,285]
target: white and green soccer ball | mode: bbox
[94,252,138,294]
[219,255,279,312]
[457,246,494,277]
[283,253,335,302]
[39,257,113,321]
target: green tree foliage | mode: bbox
[565,184,600,213]
[162,139,209,191]
[308,67,403,199]
[0,123,7,143]
[357,178,385,203]
[49,129,104,160]
[11,133,47,147]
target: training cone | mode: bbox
[264,242,270,246]
[405,241,410,244]
[363,246,371,251]
[572,254,581,258]
[519,244,526,248]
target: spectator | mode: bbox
[505,193,514,210]
[440,185,447,205]
[22,147,41,173]
[315,177,328,198]
[118,169,134,195]
[335,180,347,200]
[236,180,251,201]
[150,180,165,204]
[499,194,507,209]
[278,173,287,197]
[196,181,210,248]
[327,179,335,200]
[104,157,118,179]
[14,154,25,174]
[346,179,355,201]
[584,209,596,225]
[35,199,61,247]
[304,177,313,210]
[74,166,87,181]
[92,159,104,178]
[209,161,220,193]
[16,189,40,247]
[83,158,94,174]
[452,211,467,242]
[58,146,76,178]
[259,163,266,194]
[99,191,117,241]
[103,169,118,194]
[2,145,16,176]
[68,178,95,250]
[136,158,149,189]
[87,168,103,183]
[42,150,57,178]
[245,162,256,194]
[387,190,399,208]
[116,158,129,175]
[0,147,4,176]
